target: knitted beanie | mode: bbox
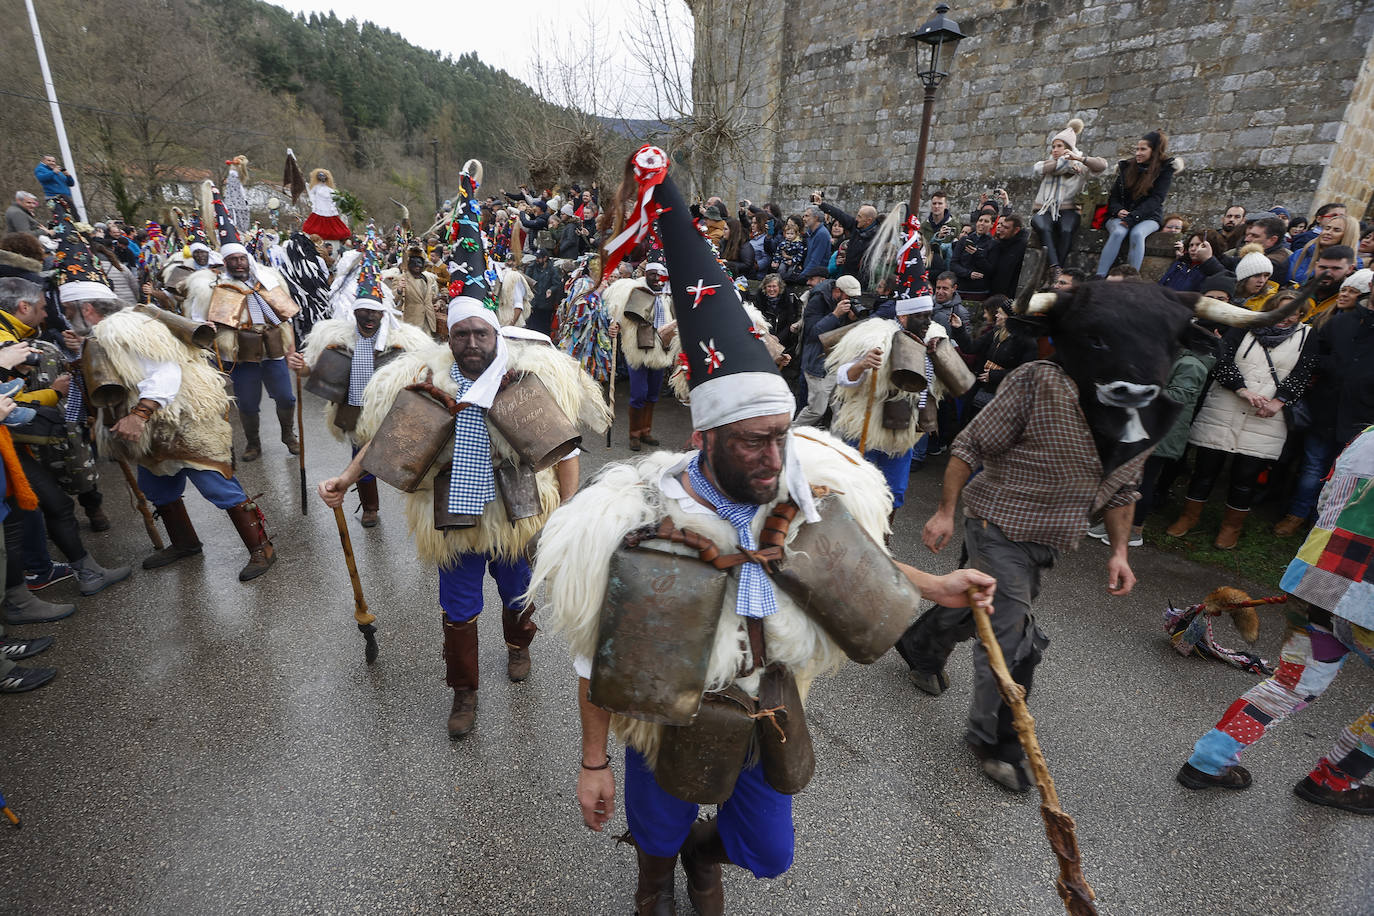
[1051,118,1085,152]
[1234,243,1272,282]
[1341,268,1372,295]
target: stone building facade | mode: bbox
[686,0,1374,226]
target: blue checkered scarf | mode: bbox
[246,291,281,327]
[687,453,778,619]
[64,366,86,423]
[347,332,375,407]
[447,365,495,515]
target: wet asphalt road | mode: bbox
[1,393,1369,915]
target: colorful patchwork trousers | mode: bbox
[1188,612,1374,791]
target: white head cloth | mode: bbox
[446,296,509,409]
[351,285,402,351]
[895,294,935,316]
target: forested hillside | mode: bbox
[0,0,577,225]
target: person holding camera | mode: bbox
[1031,118,1108,278]
[812,192,880,287]
[950,211,996,300]
[793,273,861,426]
[33,155,74,204]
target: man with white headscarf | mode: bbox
[529,147,994,916]
[317,161,610,739]
[289,226,431,527]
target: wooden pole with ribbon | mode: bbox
[857,370,878,455]
[606,337,617,449]
[116,458,164,551]
[967,589,1097,915]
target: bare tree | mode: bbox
[626,0,781,199]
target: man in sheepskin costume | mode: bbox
[201,188,303,462]
[289,225,431,527]
[58,222,279,583]
[318,162,610,739]
[605,259,677,450]
[826,294,948,512]
[529,147,994,916]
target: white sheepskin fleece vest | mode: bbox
[824,317,948,456]
[91,308,234,477]
[604,277,678,371]
[354,338,610,564]
[529,427,898,767]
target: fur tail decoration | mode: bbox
[1163,587,1280,676]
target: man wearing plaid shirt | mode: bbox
[898,358,1146,791]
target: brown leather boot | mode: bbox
[1165,498,1206,537]
[679,817,727,916]
[1273,513,1307,537]
[357,477,380,528]
[142,498,204,570]
[1214,506,1250,550]
[443,617,479,738]
[501,604,538,682]
[640,401,660,446]
[277,404,301,455]
[85,503,111,532]
[628,406,643,452]
[226,499,276,581]
[240,411,262,462]
[634,845,678,916]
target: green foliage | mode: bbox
[332,189,367,226]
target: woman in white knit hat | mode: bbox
[1233,243,1278,311]
[1030,118,1108,279]
[1335,267,1371,312]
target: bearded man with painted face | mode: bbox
[318,162,610,740]
[895,278,1306,793]
[530,147,995,916]
[288,226,432,527]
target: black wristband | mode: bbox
[580,757,611,771]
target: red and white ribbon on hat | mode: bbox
[602,145,671,277]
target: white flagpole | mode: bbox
[25,0,87,222]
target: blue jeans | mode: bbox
[229,358,296,415]
[624,746,794,879]
[137,466,248,510]
[1287,433,1338,521]
[847,437,916,509]
[627,365,665,409]
[437,552,531,623]
[1095,218,1160,275]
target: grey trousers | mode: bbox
[792,372,835,427]
[899,516,1054,761]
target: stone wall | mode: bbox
[687,0,1374,225]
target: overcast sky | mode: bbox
[268,0,692,117]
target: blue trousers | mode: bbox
[438,552,531,623]
[1095,218,1160,275]
[229,358,295,415]
[138,466,248,510]
[625,746,794,879]
[351,444,375,485]
[845,438,915,509]
[1286,433,1337,521]
[628,365,665,409]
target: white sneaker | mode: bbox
[1086,523,1143,547]
[1086,523,1108,542]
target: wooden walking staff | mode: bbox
[967,589,1098,916]
[116,458,164,551]
[295,375,307,515]
[333,506,378,664]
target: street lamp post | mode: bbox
[906,4,966,225]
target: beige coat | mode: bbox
[1189,327,1309,460]
[389,272,438,335]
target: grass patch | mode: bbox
[1143,494,1306,591]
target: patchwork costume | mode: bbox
[1184,426,1374,812]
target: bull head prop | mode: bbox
[1013,282,1302,471]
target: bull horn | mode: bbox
[1192,291,1302,328]
[1025,292,1058,315]
[461,158,483,186]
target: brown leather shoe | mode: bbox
[142,498,204,570]
[1165,498,1205,537]
[1214,506,1249,550]
[240,412,262,462]
[679,817,727,916]
[277,405,301,455]
[226,500,276,581]
[1273,514,1307,537]
[443,618,480,738]
[634,845,678,916]
[85,505,111,532]
[1294,776,1374,815]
